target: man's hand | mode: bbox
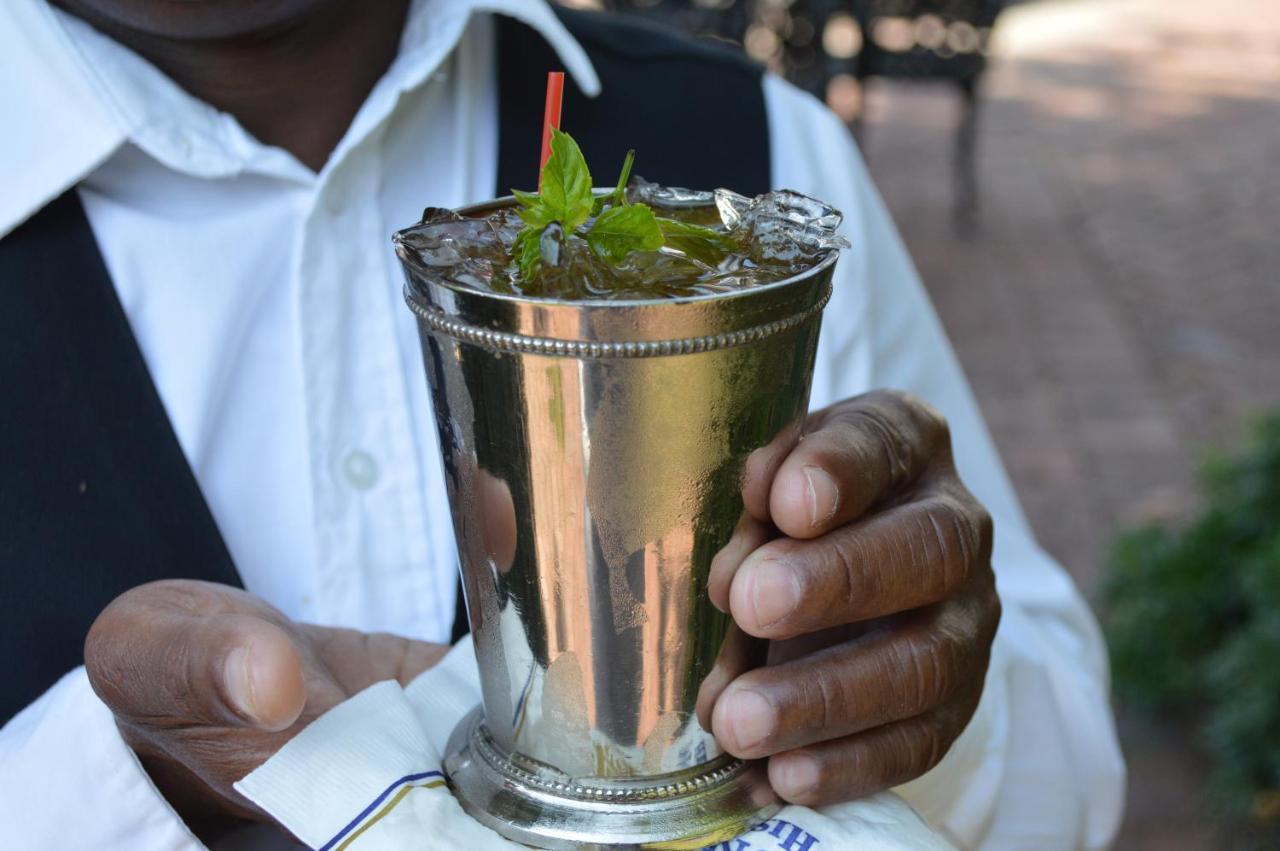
[84,580,449,834]
[705,390,1001,807]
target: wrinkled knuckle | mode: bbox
[828,535,868,614]
[902,629,960,712]
[874,726,918,785]
[856,407,915,490]
[808,664,850,732]
[876,389,945,444]
[909,716,951,779]
[923,497,976,595]
[925,631,961,705]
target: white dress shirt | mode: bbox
[0,0,1125,848]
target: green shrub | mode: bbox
[1104,414,1280,827]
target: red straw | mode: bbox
[538,72,565,189]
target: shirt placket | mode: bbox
[298,148,441,638]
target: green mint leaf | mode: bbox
[513,225,544,281]
[611,149,635,206]
[539,129,594,231]
[512,188,542,207]
[585,203,664,263]
[513,188,555,228]
[589,149,636,216]
[657,218,734,266]
[518,205,555,227]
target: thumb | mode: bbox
[85,580,306,733]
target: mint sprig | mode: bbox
[512,226,543,281]
[511,130,731,282]
[586,204,663,263]
[537,131,594,231]
[610,149,634,207]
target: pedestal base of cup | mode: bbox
[443,707,781,850]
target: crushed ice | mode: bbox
[394,179,849,300]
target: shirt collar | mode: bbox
[0,0,600,239]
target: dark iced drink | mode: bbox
[394,149,847,848]
[394,179,847,301]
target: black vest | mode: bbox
[0,9,768,724]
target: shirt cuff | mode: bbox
[0,667,206,851]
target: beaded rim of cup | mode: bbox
[404,283,832,358]
[466,716,747,804]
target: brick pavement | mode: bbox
[853,1,1280,847]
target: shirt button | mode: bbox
[342,450,380,491]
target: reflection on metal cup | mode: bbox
[397,198,837,849]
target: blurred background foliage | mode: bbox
[1105,414,1280,838]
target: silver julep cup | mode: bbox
[395,198,837,849]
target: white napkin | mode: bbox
[235,637,955,851]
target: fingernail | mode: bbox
[774,752,821,799]
[223,644,257,720]
[803,466,839,528]
[744,557,800,629]
[723,688,775,753]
